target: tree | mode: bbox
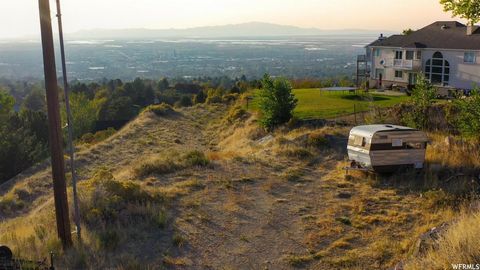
[454,87,480,139]
[0,88,15,116]
[403,28,414,35]
[403,74,437,129]
[193,90,206,104]
[157,78,169,92]
[440,0,480,26]
[21,89,46,112]
[62,92,99,138]
[258,74,298,130]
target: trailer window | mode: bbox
[353,136,361,146]
[405,142,424,149]
[392,139,403,147]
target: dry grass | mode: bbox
[405,212,480,270]
[426,133,480,170]
[0,103,478,269]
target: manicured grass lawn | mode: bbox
[250,89,410,120]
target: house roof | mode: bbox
[368,21,480,50]
[350,125,417,138]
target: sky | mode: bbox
[0,0,459,39]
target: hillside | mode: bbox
[0,103,477,269]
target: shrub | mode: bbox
[258,74,298,130]
[206,89,224,104]
[183,151,210,167]
[225,106,247,123]
[222,93,238,104]
[133,158,180,177]
[206,95,223,104]
[97,229,120,251]
[175,95,193,107]
[282,147,313,160]
[453,88,480,139]
[144,103,174,116]
[79,128,116,145]
[306,133,329,148]
[401,74,436,129]
[193,91,206,104]
[283,169,305,182]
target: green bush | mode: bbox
[79,128,116,145]
[144,103,174,116]
[258,74,298,130]
[225,106,247,123]
[306,133,329,148]
[175,95,193,107]
[453,89,480,139]
[133,158,180,177]
[183,151,210,167]
[401,74,436,129]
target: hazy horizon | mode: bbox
[0,0,462,39]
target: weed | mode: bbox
[336,216,352,226]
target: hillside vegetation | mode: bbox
[0,100,478,269]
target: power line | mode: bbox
[38,0,72,249]
[55,0,82,243]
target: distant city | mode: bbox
[0,23,381,81]
[0,36,373,81]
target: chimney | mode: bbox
[467,25,478,35]
[378,34,386,41]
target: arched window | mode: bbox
[425,51,450,86]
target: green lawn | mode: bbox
[250,89,410,120]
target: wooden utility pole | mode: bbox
[38,0,72,249]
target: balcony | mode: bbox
[384,58,422,71]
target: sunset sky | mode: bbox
[0,0,460,39]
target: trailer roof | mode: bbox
[350,125,416,138]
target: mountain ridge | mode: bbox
[67,21,393,39]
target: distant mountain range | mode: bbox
[67,22,392,39]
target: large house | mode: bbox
[364,21,480,93]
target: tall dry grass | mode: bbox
[405,212,480,270]
[426,133,480,171]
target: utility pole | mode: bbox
[55,0,81,242]
[38,0,72,249]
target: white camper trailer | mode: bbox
[347,125,428,172]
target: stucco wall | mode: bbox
[369,46,480,89]
[422,50,480,89]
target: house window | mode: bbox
[375,49,380,57]
[416,51,422,60]
[395,70,403,78]
[406,51,414,60]
[464,52,476,63]
[425,51,450,86]
[395,51,403,60]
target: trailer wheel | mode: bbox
[0,245,13,260]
